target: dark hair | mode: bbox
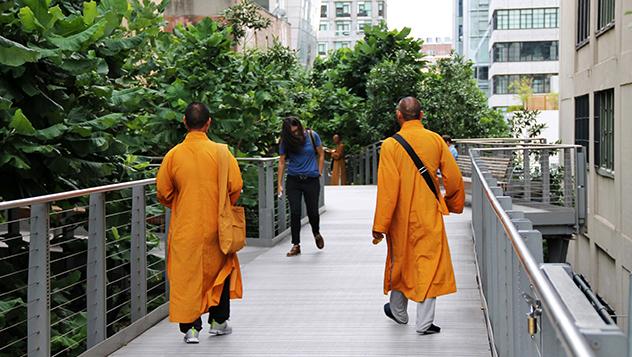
[442,135,452,144]
[185,102,210,129]
[280,116,306,154]
[396,97,422,120]
[333,133,342,140]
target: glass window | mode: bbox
[577,0,590,45]
[544,8,558,28]
[532,9,545,28]
[334,41,351,50]
[595,89,615,172]
[321,4,327,18]
[335,2,351,17]
[493,74,553,94]
[495,10,508,29]
[358,2,372,17]
[598,0,615,31]
[508,10,520,29]
[575,95,590,158]
[319,22,328,31]
[318,43,327,55]
[336,21,351,35]
[492,41,559,62]
[520,9,533,29]
[357,20,372,32]
[378,2,385,17]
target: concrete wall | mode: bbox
[560,0,632,334]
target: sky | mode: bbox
[386,0,454,42]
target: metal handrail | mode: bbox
[455,137,547,144]
[472,144,581,151]
[0,157,288,211]
[471,149,595,357]
[0,179,156,211]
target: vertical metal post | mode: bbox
[87,193,106,347]
[628,272,632,357]
[27,203,50,357]
[131,185,147,322]
[278,173,287,233]
[523,149,531,201]
[564,148,573,207]
[576,148,587,226]
[265,161,276,235]
[541,149,550,204]
[372,144,378,185]
[364,148,370,185]
[319,171,325,208]
[164,208,171,300]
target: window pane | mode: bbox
[533,9,545,28]
[508,10,520,29]
[321,5,327,18]
[520,9,533,29]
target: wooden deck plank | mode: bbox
[112,186,491,357]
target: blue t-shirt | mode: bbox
[279,130,321,177]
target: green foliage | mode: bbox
[509,109,546,139]
[508,77,533,108]
[222,0,271,44]
[418,54,509,139]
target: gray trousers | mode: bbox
[389,290,436,332]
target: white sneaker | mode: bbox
[208,320,232,336]
[183,327,200,344]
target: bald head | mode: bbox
[396,97,422,121]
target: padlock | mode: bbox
[527,313,538,336]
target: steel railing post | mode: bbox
[131,185,147,322]
[27,203,50,357]
[372,144,378,185]
[87,193,106,347]
[541,149,550,204]
[564,148,573,208]
[523,149,531,201]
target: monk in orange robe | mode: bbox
[372,97,464,335]
[326,134,347,185]
[157,102,243,344]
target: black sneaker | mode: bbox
[417,324,441,335]
[383,303,407,324]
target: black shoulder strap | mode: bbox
[392,134,439,200]
[307,129,318,154]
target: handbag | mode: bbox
[392,134,439,200]
[217,144,246,254]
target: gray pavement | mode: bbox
[111,186,491,356]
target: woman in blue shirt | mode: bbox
[277,117,325,257]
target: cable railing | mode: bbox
[0,157,324,356]
[470,147,628,357]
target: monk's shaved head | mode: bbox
[396,97,422,121]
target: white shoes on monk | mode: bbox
[209,320,233,336]
[184,327,200,344]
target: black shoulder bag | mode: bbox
[392,134,439,200]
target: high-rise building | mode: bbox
[316,1,387,57]
[559,0,632,334]
[286,0,320,66]
[422,37,454,64]
[455,0,561,143]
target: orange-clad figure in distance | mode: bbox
[157,102,243,344]
[372,97,465,335]
[326,134,347,185]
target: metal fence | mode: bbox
[0,158,324,356]
[345,141,382,185]
[470,148,628,357]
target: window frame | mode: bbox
[320,4,328,18]
[595,89,615,176]
[574,94,590,161]
[576,0,590,48]
[318,42,328,56]
[335,2,351,17]
[596,0,615,36]
[357,1,372,17]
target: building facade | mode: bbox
[316,0,387,57]
[455,0,561,143]
[285,0,320,66]
[422,37,454,64]
[560,0,632,334]
[164,0,292,48]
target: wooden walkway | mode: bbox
[112,186,491,356]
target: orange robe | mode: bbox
[330,143,347,185]
[372,120,464,302]
[156,131,243,323]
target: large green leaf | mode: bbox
[36,123,68,140]
[0,36,41,67]
[9,109,36,135]
[47,19,107,51]
[84,113,122,130]
[83,1,97,25]
[0,96,11,110]
[18,6,43,32]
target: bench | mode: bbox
[456,155,512,186]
